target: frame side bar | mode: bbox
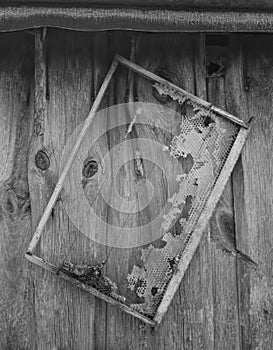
[153,126,250,325]
[115,54,248,129]
[26,58,119,254]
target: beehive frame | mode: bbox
[25,55,250,327]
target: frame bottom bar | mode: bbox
[25,253,156,326]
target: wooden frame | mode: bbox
[26,55,250,326]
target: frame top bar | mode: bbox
[115,55,248,129]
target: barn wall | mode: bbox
[0,29,272,350]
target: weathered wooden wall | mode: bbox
[0,29,272,350]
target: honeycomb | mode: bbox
[126,83,239,317]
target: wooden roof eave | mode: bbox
[3,0,273,11]
[1,4,273,32]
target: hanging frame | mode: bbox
[25,55,250,326]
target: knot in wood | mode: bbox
[35,150,50,171]
[82,159,98,178]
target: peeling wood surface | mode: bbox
[1,29,273,349]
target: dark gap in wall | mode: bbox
[206,34,229,77]
[206,34,229,47]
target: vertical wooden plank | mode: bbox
[28,28,111,350]
[227,34,273,350]
[91,31,109,350]
[224,36,250,350]
[146,33,212,350]
[207,36,241,349]
[152,33,214,350]
[27,29,55,349]
[104,31,150,349]
[0,32,35,349]
[195,34,215,350]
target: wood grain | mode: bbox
[104,31,149,349]
[148,34,214,350]
[207,54,241,348]
[226,34,273,350]
[27,37,117,254]
[0,32,35,349]
[102,32,215,349]
[5,7,273,34]
[27,29,108,350]
[0,29,271,349]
